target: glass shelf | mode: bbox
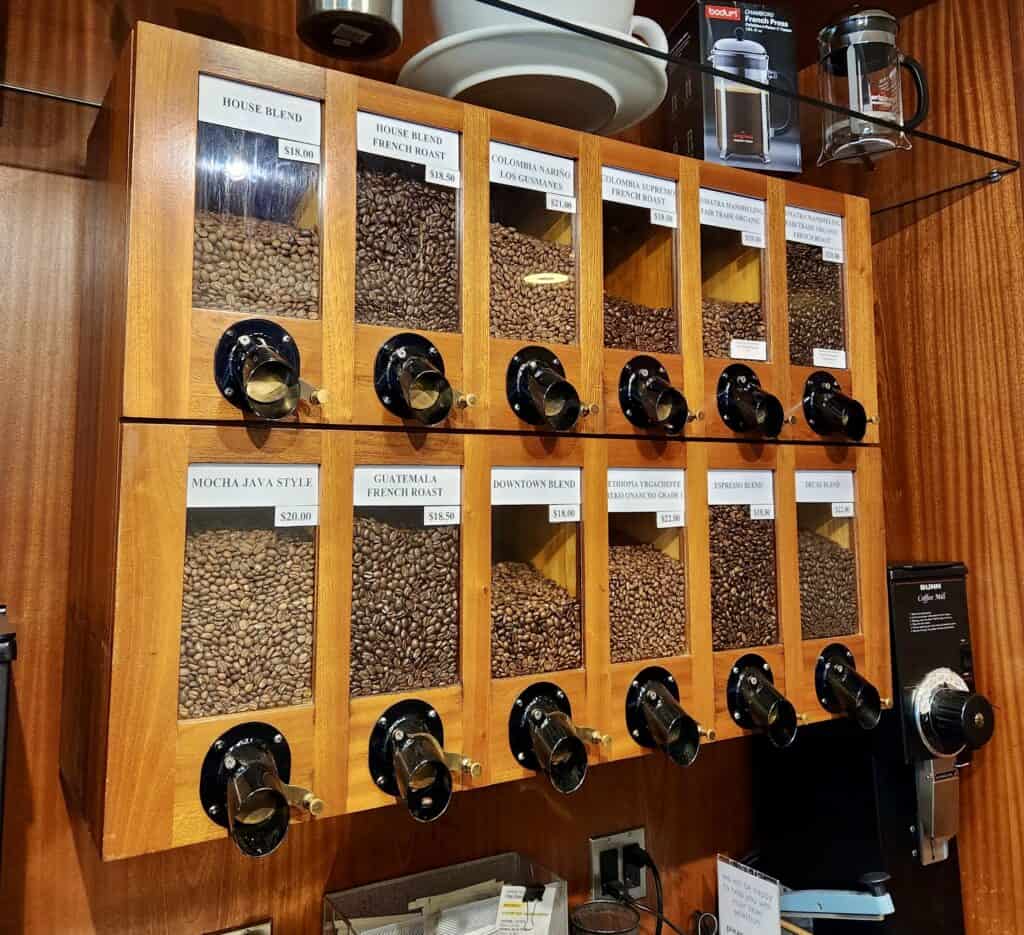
[472,0,1020,241]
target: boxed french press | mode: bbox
[666,2,801,173]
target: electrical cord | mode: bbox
[604,845,690,935]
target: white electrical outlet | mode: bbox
[588,827,647,900]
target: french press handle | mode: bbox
[767,70,793,137]
[900,53,930,130]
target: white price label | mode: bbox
[832,501,856,518]
[426,166,461,188]
[651,208,678,228]
[274,505,319,527]
[657,511,685,529]
[424,505,461,526]
[812,348,848,369]
[278,139,321,165]
[750,503,775,521]
[786,205,845,262]
[357,112,460,173]
[549,504,580,524]
[546,192,577,213]
[796,470,855,504]
[700,188,766,240]
[199,76,322,146]
[729,338,768,361]
[491,141,575,196]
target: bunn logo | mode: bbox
[706,4,741,20]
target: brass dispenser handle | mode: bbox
[580,403,600,418]
[282,782,324,818]
[299,380,327,406]
[455,392,478,410]
[698,724,717,742]
[444,752,483,778]
[576,726,612,749]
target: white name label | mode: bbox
[424,505,462,526]
[708,470,774,506]
[786,206,845,263]
[796,470,855,504]
[700,188,766,241]
[187,464,319,526]
[813,348,848,369]
[490,141,575,197]
[491,467,582,506]
[730,338,768,361]
[602,167,678,222]
[198,75,321,147]
[357,112,461,176]
[549,504,581,524]
[354,466,462,507]
[608,469,685,524]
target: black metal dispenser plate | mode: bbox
[625,665,679,748]
[816,643,858,715]
[508,681,571,771]
[368,698,445,797]
[726,653,775,731]
[618,355,688,434]
[214,318,301,414]
[373,332,452,424]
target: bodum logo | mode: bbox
[706,5,741,20]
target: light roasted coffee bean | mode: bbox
[491,560,582,677]
[604,295,678,354]
[787,242,844,366]
[490,223,577,345]
[350,515,460,697]
[192,211,321,320]
[355,168,459,333]
[709,505,778,651]
[798,528,858,639]
[609,543,687,663]
[178,526,315,719]
[702,298,765,358]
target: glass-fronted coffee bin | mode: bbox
[489,467,583,680]
[349,465,462,697]
[699,188,768,363]
[794,469,859,642]
[607,468,687,663]
[785,207,847,370]
[194,76,322,321]
[179,463,319,719]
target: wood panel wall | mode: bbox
[874,2,1024,933]
[2,0,1024,932]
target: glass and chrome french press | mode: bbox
[817,8,929,164]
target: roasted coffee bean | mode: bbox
[178,526,315,719]
[355,168,459,333]
[490,223,577,345]
[604,294,678,354]
[709,505,778,651]
[798,528,858,639]
[192,211,321,319]
[787,242,844,366]
[609,543,687,663]
[702,298,765,358]
[349,515,459,697]
[491,561,582,677]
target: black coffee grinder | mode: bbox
[753,563,994,933]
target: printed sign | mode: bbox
[490,141,575,197]
[707,470,774,506]
[199,75,321,147]
[786,206,845,263]
[795,470,855,504]
[549,504,581,524]
[187,463,319,526]
[813,348,848,369]
[424,505,462,526]
[717,856,781,935]
[491,467,581,506]
[608,469,685,525]
[278,139,320,164]
[832,502,856,518]
[354,466,462,508]
[749,503,775,521]
[357,112,461,179]
[602,167,678,225]
[657,511,685,529]
[729,338,768,361]
[700,188,766,241]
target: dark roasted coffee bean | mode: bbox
[787,242,844,366]
[797,528,858,639]
[702,298,765,358]
[708,505,778,651]
[603,295,678,354]
[608,543,686,663]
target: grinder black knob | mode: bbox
[931,689,994,753]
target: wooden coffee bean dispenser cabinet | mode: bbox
[63,23,889,860]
